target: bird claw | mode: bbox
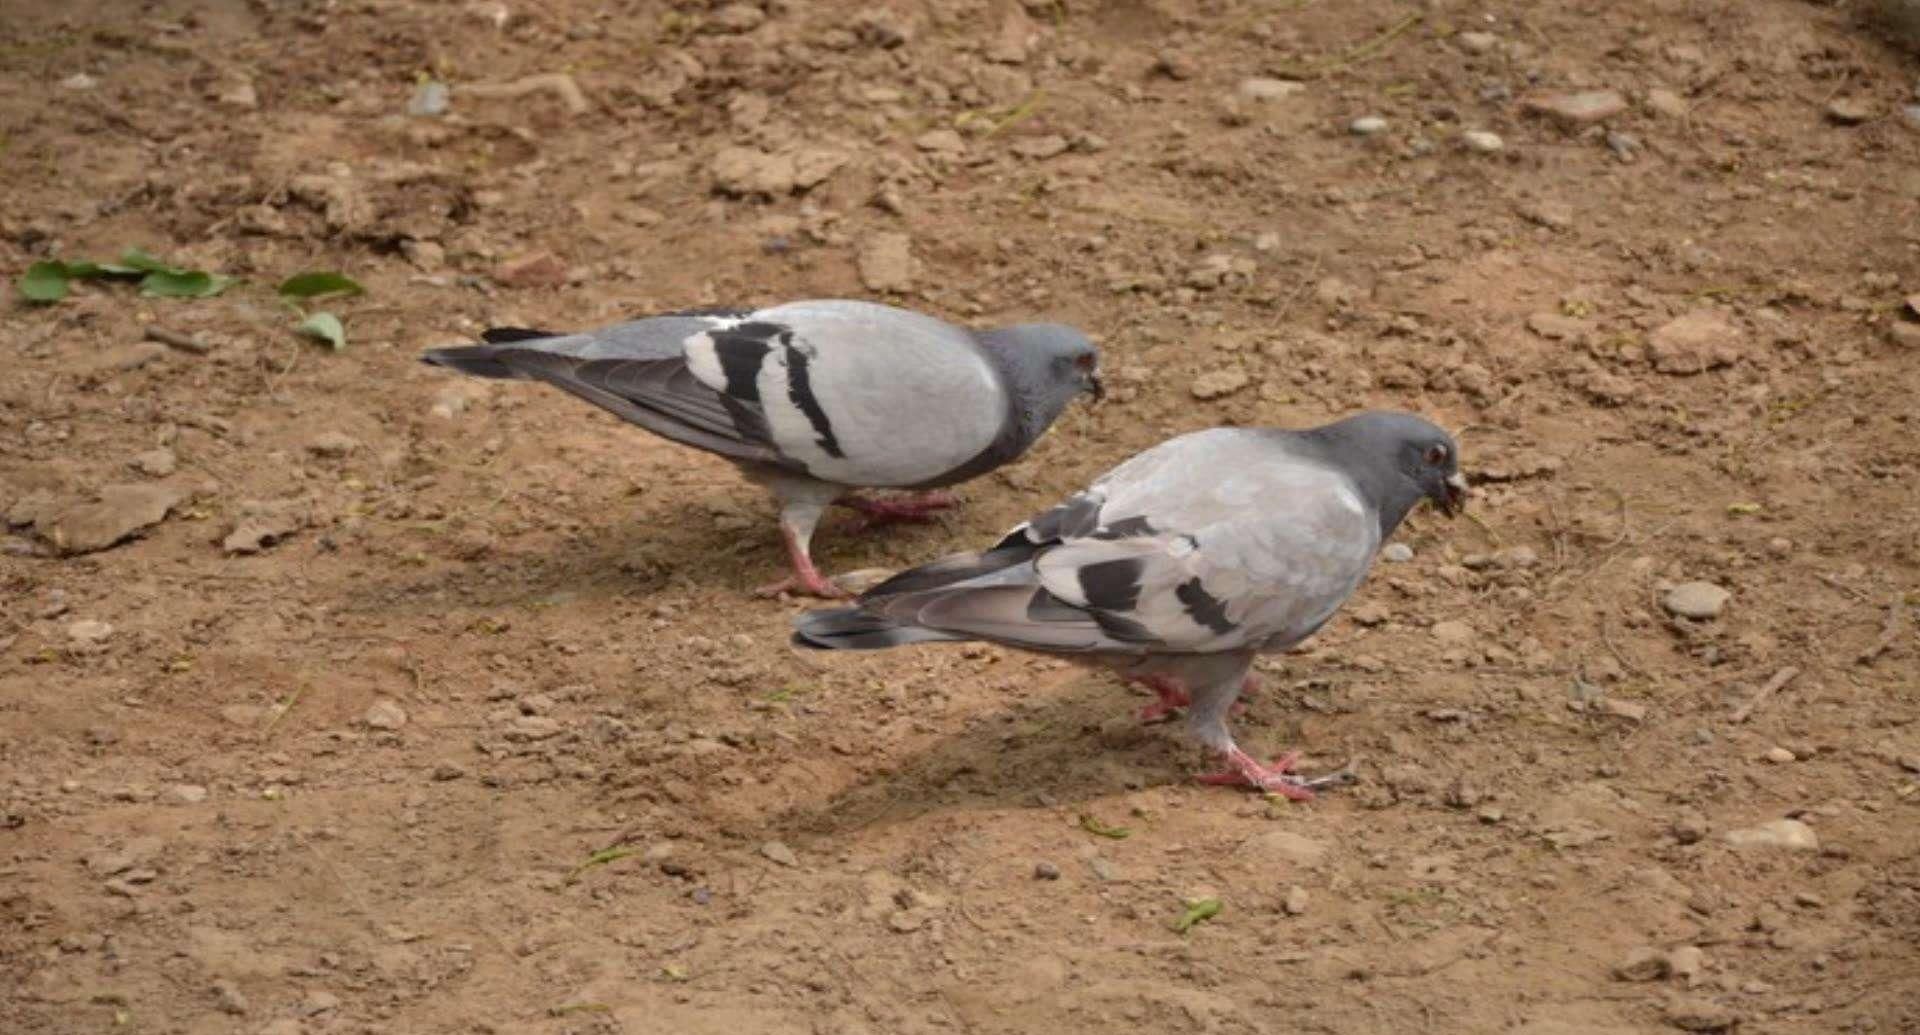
[841,492,959,532]
[753,572,851,599]
[1198,749,1353,801]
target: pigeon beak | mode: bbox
[1438,471,1470,517]
[1087,371,1106,403]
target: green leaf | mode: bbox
[119,248,183,274]
[1171,897,1222,934]
[139,269,233,298]
[1078,814,1131,839]
[277,271,365,300]
[295,311,346,350]
[18,261,71,302]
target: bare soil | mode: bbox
[4,1,1920,1033]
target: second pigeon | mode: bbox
[423,300,1103,596]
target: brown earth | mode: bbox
[5,1,1920,1033]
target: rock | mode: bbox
[507,715,562,741]
[1723,819,1819,852]
[301,991,340,1016]
[1664,997,1737,1032]
[1456,31,1498,53]
[1826,98,1876,125]
[1596,698,1647,723]
[1033,861,1061,880]
[887,910,924,932]
[168,784,209,804]
[222,500,308,555]
[1010,134,1070,160]
[1349,115,1389,136]
[61,72,97,91]
[86,836,164,877]
[1381,543,1414,563]
[1663,582,1730,620]
[1645,88,1689,118]
[760,841,799,867]
[1763,746,1796,764]
[1613,946,1670,981]
[66,619,114,644]
[214,979,251,1015]
[1154,51,1197,80]
[1647,310,1741,374]
[1430,620,1475,645]
[856,232,915,292]
[130,449,177,477]
[1666,945,1706,987]
[305,432,358,458]
[363,699,408,730]
[1282,886,1310,915]
[915,129,965,153]
[1891,322,1920,348]
[1190,368,1250,400]
[216,76,258,110]
[1237,77,1305,102]
[1245,830,1328,867]
[710,146,846,197]
[494,251,568,289]
[44,483,186,555]
[1461,130,1504,153]
[1524,90,1628,126]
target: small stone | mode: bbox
[1190,368,1250,400]
[1381,543,1414,563]
[1155,51,1197,80]
[216,77,258,110]
[1282,886,1310,915]
[507,715,561,741]
[1663,581,1730,620]
[914,129,965,154]
[1666,945,1706,986]
[1606,131,1642,159]
[407,80,450,117]
[856,232,915,293]
[1763,746,1796,764]
[1430,620,1475,645]
[214,979,251,1015]
[301,991,340,1016]
[1010,134,1070,160]
[62,72,98,91]
[1645,88,1690,118]
[495,251,568,289]
[1613,945,1670,982]
[1455,31,1498,54]
[67,619,114,644]
[1493,545,1538,569]
[168,784,209,804]
[760,840,799,867]
[1723,818,1819,852]
[887,910,925,932]
[1461,130,1504,153]
[363,699,408,730]
[1889,322,1920,349]
[1597,698,1648,723]
[1525,90,1628,126]
[305,432,358,458]
[1238,77,1305,102]
[1648,310,1742,374]
[130,449,177,477]
[1826,98,1876,125]
[1033,861,1061,880]
[1349,115,1388,136]
[1664,997,1737,1032]
[43,483,186,555]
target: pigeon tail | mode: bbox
[420,344,523,379]
[790,607,967,650]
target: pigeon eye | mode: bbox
[1073,353,1096,371]
[1425,444,1448,466]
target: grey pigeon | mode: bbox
[792,411,1469,798]
[422,300,1102,596]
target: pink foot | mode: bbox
[1134,675,1191,723]
[841,491,959,531]
[755,524,849,599]
[1197,748,1316,801]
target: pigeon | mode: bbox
[421,300,1102,596]
[792,411,1469,798]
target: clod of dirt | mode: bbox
[915,129,966,154]
[1613,945,1671,981]
[1010,134,1070,160]
[495,251,568,289]
[1282,886,1310,915]
[1722,819,1819,852]
[710,146,848,198]
[42,483,186,555]
[364,700,408,730]
[857,232,916,292]
[1645,88,1689,118]
[1430,620,1475,645]
[1664,996,1738,1032]
[1238,77,1305,102]
[1666,946,1706,987]
[222,500,309,555]
[305,432,359,458]
[86,836,164,877]
[1456,31,1498,54]
[1190,368,1249,400]
[760,840,799,867]
[1662,581,1730,620]
[1647,311,1742,374]
[1033,861,1061,880]
[1524,90,1628,127]
[1825,98,1877,125]
[213,979,251,1015]
[129,449,178,477]
[168,784,208,804]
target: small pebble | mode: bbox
[363,699,408,731]
[67,619,114,644]
[1381,543,1414,563]
[1282,885,1311,915]
[1763,746,1796,764]
[1723,818,1819,853]
[1456,31,1498,54]
[1033,861,1061,881]
[168,784,209,804]
[1349,115,1388,136]
[1663,581,1730,620]
[1461,130,1504,153]
[760,840,798,867]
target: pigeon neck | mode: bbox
[975,332,1075,448]
[1291,426,1424,540]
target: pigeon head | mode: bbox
[1307,411,1469,533]
[975,323,1105,435]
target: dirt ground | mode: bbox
[4,1,1920,1033]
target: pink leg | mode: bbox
[753,524,848,599]
[1134,674,1191,723]
[839,491,960,531]
[1197,748,1316,802]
